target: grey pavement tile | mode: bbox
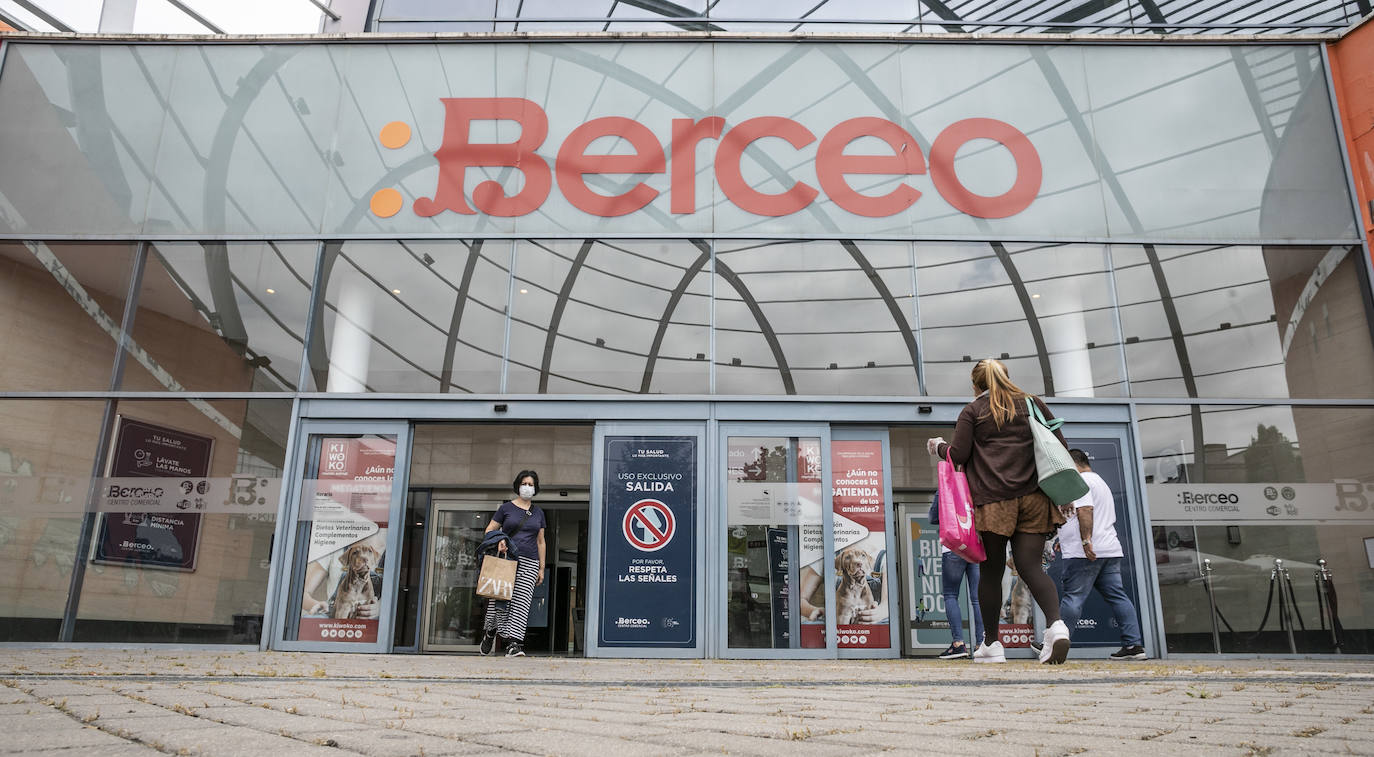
[9,747,164,757]
[467,728,698,757]
[299,727,491,756]
[0,722,138,753]
[195,704,368,733]
[642,729,883,756]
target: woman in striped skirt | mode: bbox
[480,470,546,657]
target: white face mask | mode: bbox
[518,484,535,500]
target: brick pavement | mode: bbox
[2,649,1372,756]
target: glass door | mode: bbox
[421,501,491,652]
[718,424,835,658]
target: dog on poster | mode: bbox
[331,540,382,619]
[834,545,878,624]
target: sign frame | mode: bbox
[587,422,706,658]
[92,415,215,572]
[269,419,412,654]
[830,428,900,659]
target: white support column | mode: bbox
[98,0,137,32]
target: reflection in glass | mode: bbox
[716,241,916,396]
[1113,245,1374,399]
[72,397,290,643]
[918,242,1126,398]
[0,400,107,641]
[121,242,316,393]
[507,240,710,395]
[1140,405,1374,654]
[0,242,136,391]
[725,435,825,649]
[425,508,490,648]
[306,241,509,393]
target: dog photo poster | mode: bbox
[297,435,396,644]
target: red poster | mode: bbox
[298,435,396,644]
[829,440,891,650]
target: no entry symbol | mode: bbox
[623,499,675,552]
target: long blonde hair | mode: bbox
[972,358,1028,428]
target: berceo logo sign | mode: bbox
[367,98,1041,221]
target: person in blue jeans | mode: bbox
[1056,450,1146,660]
[931,492,984,659]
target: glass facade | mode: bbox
[0,37,1371,656]
[1140,405,1374,654]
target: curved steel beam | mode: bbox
[839,240,921,382]
[639,243,711,393]
[538,239,595,393]
[440,240,484,393]
[989,241,1055,395]
[639,240,796,395]
[620,0,724,30]
[715,252,797,395]
[306,241,340,391]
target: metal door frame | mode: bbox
[715,422,837,659]
[418,497,494,653]
[266,418,412,653]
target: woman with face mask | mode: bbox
[479,469,547,657]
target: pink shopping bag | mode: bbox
[938,453,986,563]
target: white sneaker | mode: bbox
[972,641,1006,663]
[1040,620,1070,665]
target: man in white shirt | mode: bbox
[1056,449,1146,660]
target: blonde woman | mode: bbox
[927,359,1072,664]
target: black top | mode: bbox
[492,500,545,561]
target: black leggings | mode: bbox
[978,531,1061,647]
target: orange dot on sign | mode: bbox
[379,121,411,149]
[370,188,403,218]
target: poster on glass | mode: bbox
[297,435,396,644]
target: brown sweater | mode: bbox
[936,393,1069,507]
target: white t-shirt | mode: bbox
[1057,471,1123,559]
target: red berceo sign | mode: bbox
[412,98,1041,220]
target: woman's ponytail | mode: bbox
[972,358,1028,428]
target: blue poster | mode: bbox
[1049,437,1141,647]
[599,436,696,647]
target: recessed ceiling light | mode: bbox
[519,288,528,294]
[265,288,275,294]
[391,288,401,294]
[1031,293,1041,299]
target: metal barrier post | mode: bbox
[1275,558,1296,654]
[1202,558,1222,654]
[1318,559,1341,653]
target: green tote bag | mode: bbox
[1025,397,1090,506]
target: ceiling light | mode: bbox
[1031,293,1041,299]
[391,288,401,294]
[519,288,528,294]
[265,288,275,294]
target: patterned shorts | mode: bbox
[974,490,1065,537]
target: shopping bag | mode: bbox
[938,453,986,563]
[1025,397,1090,506]
[475,554,517,600]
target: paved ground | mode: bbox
[1,649,1372,756]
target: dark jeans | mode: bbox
[1058,556,1142,647]
[942,551,984,646]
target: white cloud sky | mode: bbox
[1,0,324,33]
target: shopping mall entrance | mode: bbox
[262,400,1158,658]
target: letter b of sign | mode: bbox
[416,98,552,218]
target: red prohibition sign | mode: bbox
[623,499,675,552]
